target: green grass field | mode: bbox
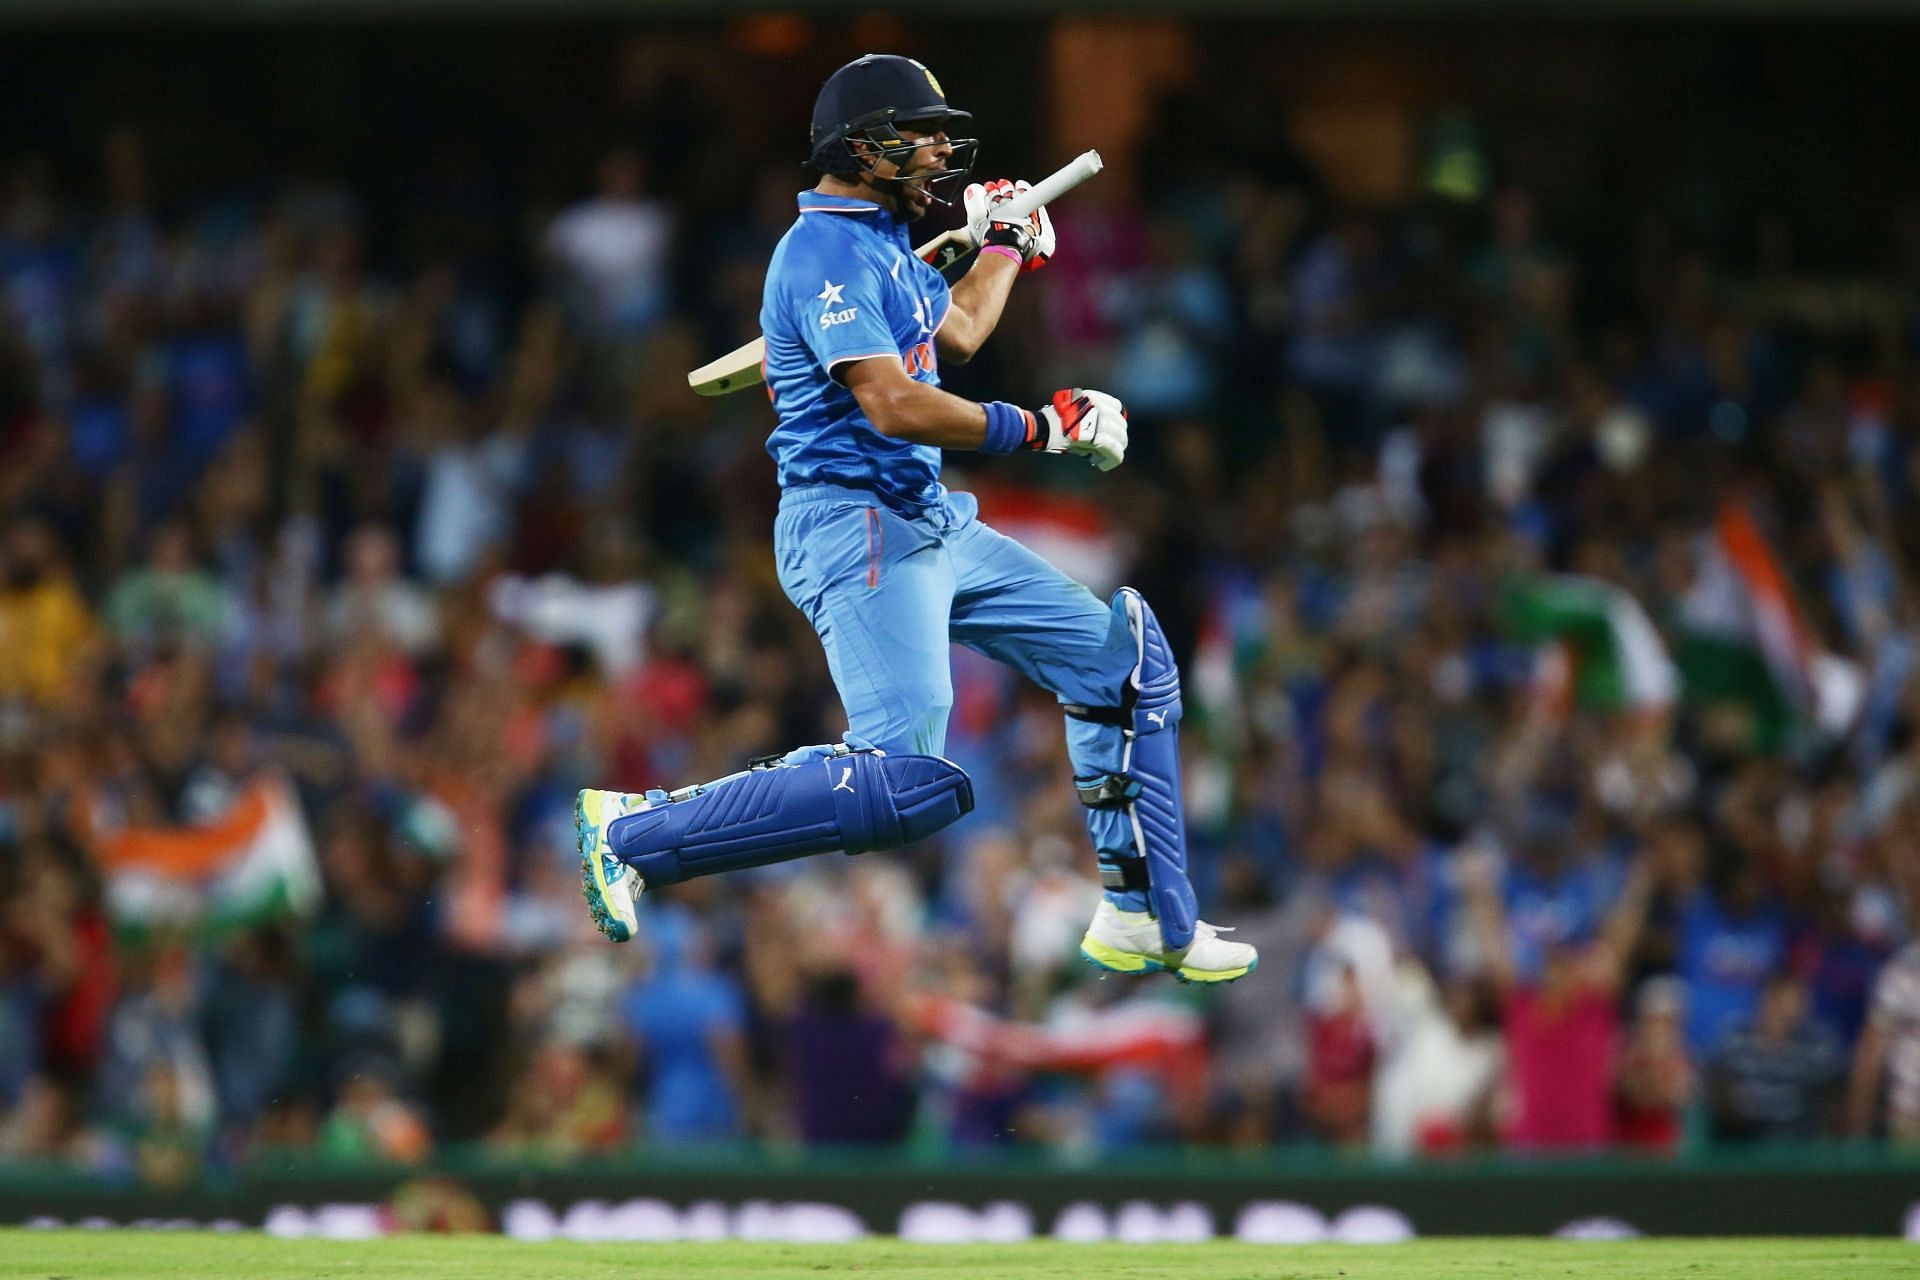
[0,1233,1912,1279]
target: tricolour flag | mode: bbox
[1675,500,1863,750]
[97,776,322,939]
[1715,500,1815,706]
[1500,574,1678,715]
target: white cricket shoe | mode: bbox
[577,788,651,942]
[1079,899,1258,985]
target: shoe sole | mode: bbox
[577,790,638,943]
[1079,937,1258,985]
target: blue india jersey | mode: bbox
[761,191,953,512]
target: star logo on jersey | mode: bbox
[910,296,930,335]
[817,280,847,307]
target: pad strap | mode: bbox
[1075,773,1140,809]
[1062,699,1131,728]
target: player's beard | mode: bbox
[882,154,953,221]
[893,172,936,221]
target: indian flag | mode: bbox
[1500,574,1678,715]
[1677,501,1864,749]
[97,775,322,939]
[1715,500,1816,706]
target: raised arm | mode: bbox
[1594,855,1656,994]
[1847,1020,1887,1138]
[1460,847,1517,994]
[936,178,1057,363]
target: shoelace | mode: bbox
[1184,922,1244,954]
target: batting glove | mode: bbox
[965,178,1057,272]
[1027,388,1127,471]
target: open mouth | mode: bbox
[902,180,935,213]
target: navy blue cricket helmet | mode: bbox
[808,54,977,188]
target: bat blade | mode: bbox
[688,337,767,398]
[686,149,1103,397]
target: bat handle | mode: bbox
[918,150,1103,272]
[997,150,1103,223]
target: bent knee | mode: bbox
[859,692,953,758]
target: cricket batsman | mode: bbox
[577,54,1256,984]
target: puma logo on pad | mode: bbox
[1147,710,1167,728]
[833,766,856,794]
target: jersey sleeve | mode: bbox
[779,249,900,382]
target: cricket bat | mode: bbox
[686,149,1104,397]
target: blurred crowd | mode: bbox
[6,62,1920,1190]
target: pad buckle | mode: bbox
[1075,774,1141,810]
[1098,858,1151,892]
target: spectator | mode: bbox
[487,1040,627,1157]
[1678,858,1791,1061]
[325,523,438,657]
[1304,961,1376,1146]
[1614,976,1696,1151]
[102,522,232,656]
[94,946,216,1140]
[620,909,750,1145]
[1848,941,1920,1142]
[1371,967,1503,1158]
[0,520,95,706]
[124,1061,212,1189]
[1708,971,1844,1142]
[543,147,673,336]
[320,1059,432,1163]
[782,963,915,1146]
[1300,913,1395,1149]
[0,1076,109,1168]
[409,379,526,587]
[199,929,299,1146]
[1468,852,1653,1150]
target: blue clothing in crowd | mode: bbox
[1679,892,1789,1057]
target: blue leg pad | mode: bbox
[607,747,972,886]
[1068,588,1199,949]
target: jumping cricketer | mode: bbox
[577,54,1257,984]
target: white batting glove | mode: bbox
[964,178,1057,272]
[1028,388,1127,471]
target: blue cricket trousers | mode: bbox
[773,483,1133,776]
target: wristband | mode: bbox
[981,245,1024,267]
[981,400,1031,454]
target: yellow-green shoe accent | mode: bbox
[577,788,645,943]
[1171,955,1257,985]
[1079,934,1164,975]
